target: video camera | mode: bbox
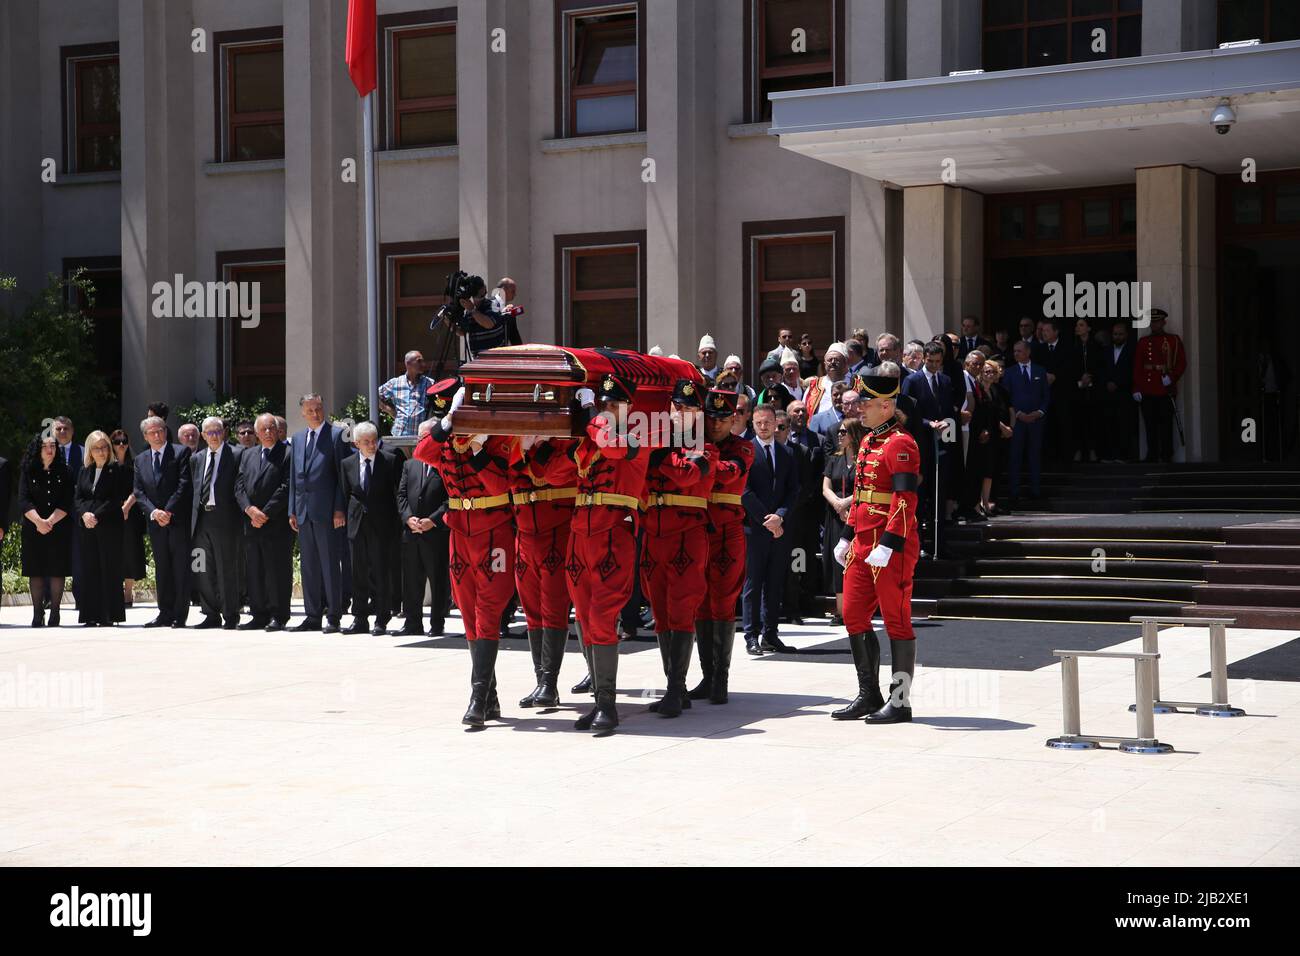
[429,270,487,331]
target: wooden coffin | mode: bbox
[454,346,585,436]
[453,344,706,437]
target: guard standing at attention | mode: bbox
[1133,308,1186,463]
[833,365,921,724]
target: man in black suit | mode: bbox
[0,455,10,614]
[1036,318,1071,466]
[396,419,451,637]
[189,417,242,629]
[782,401,823,624]
[235,413,293,630]
[741,404,800,656]
[338,421,400,635]
[1100,320,1138,462]
[958,316,991,359]
[134,415,193,627]
[902,343,958,548]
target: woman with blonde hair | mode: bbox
[75,430,133,626]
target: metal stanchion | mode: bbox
[1047,649,1174,754]
[1126,616,1245,717]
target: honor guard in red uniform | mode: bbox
[690,387,753,705]
[413,377,517,727]
[641,379,716,718]
[509,435,579,709]
[565,374,649,733]
[1133,308,1186,463]
[832,369,921,724]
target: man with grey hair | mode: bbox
[189,416,241,628]
[875,333,901,366]
[901,340,925,372]
[378,351,434,438]
[134,415,193,628]
[338,421,401,635]
[177,422,200,452]
[236,412,293,630]
[289,393,347,633]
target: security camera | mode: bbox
[1210,103,1236,135]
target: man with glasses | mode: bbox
[805,342,850,417]
[234,421,258,449]
[189,418,242,629]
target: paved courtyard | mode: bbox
[1,604,1297,866]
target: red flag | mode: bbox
[345,0,377,97]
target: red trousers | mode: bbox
[697,520,745,621]
[515,524,573,630]
[843,527,919,639]
[449,526,516,641]
[641,524,709,632]
[566,520,636,646]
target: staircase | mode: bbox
[913,464,1300,628]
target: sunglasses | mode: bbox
[237,429,254,436]
[112,438,129,446]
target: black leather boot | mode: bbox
[711,620,736,704]
[462,639,500,726]
[831,631,884,719]
[573,642,599,730]
[519,629,544,707]
[571,637,594,694]
[590,642,620,733]
[867,638,915,724]
[657,631,695,717]
[486,666,501,721]
[532,628,566,708]
[647,633,672,714]
[686,620,714,700]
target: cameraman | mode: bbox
[454,275,523,360]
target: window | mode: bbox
[63,49,120,173]
[64,258,123,409]
[556,233,646,351]
[557,2,643,137]
[383,13,457,149]
[742,218,844,373]
[749,0,843,122]
[1218,0,1300,44]
[381,244,459,378]
[983,0,1142,72]
[216,253,286,403]
[216,31,284,162]
[985,186,1137,258]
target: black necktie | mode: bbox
[153,451,161,476]
[201,453,214,505]
[261,447,268,463]
[305,429,317,461]
[766,443,775,489]
[362,457,371,493]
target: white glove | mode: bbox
[449,387,466,415]
[1132,392,1143,403]
[867,544,893,568]
[1161,375,1172,387]
[519,434,538,451]
[439,415,453,432]
[469,434,488,447]
[576,387,595,407]
[833,538,851,568]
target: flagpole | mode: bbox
[362,90,380,427]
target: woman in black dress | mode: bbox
[970,359,1014,516]
[797,334,820,379]
[75,431,133,626]
[18,435,73,627]
[110,428,147,606]
[821,419,867,626]
[1069,317,1104,462]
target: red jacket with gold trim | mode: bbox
[841,420,920,551]
[412,424,514,537]
[707,434,753,531]
[1135,332,1186,397]
[567,409,649,535]
[511,437,579,535]
[641,444,716,536]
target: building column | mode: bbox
[458,0,532,308]
[0,0,43,300]
[1136,165,1217,462]
[902,184,982,343]
[1142,0,1217,56]
[905,0,981,79]
[644,0,716,356]
[849,176,896,339]
[283,0,360,416]
[846,0,894,83]
[118,0,196,426]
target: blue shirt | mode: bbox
[379,373,434,436]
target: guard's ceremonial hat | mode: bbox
[1150,307,1169,321]
[598,374,636,404]
[854,372,901,400]
[705,388,739,418]
[671,378,703,408]
[426,376,463,412]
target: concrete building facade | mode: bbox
[2,0,1298,461]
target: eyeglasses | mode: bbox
[237,429,254,436]
[112,438,129,446]
[203,430,224,438]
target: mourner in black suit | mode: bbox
[338,423,401,635]
[1100,320,1138,462]
[235,414,293,630]
[957,316,992,359]
[0,454,10,613]
[741,405,800,656]
[396,420,451,637]
[189,421,243,629]
[1035,319,1071,466]
[75,433,133,626]
[134,416,193,627]
[781,403,824,623]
